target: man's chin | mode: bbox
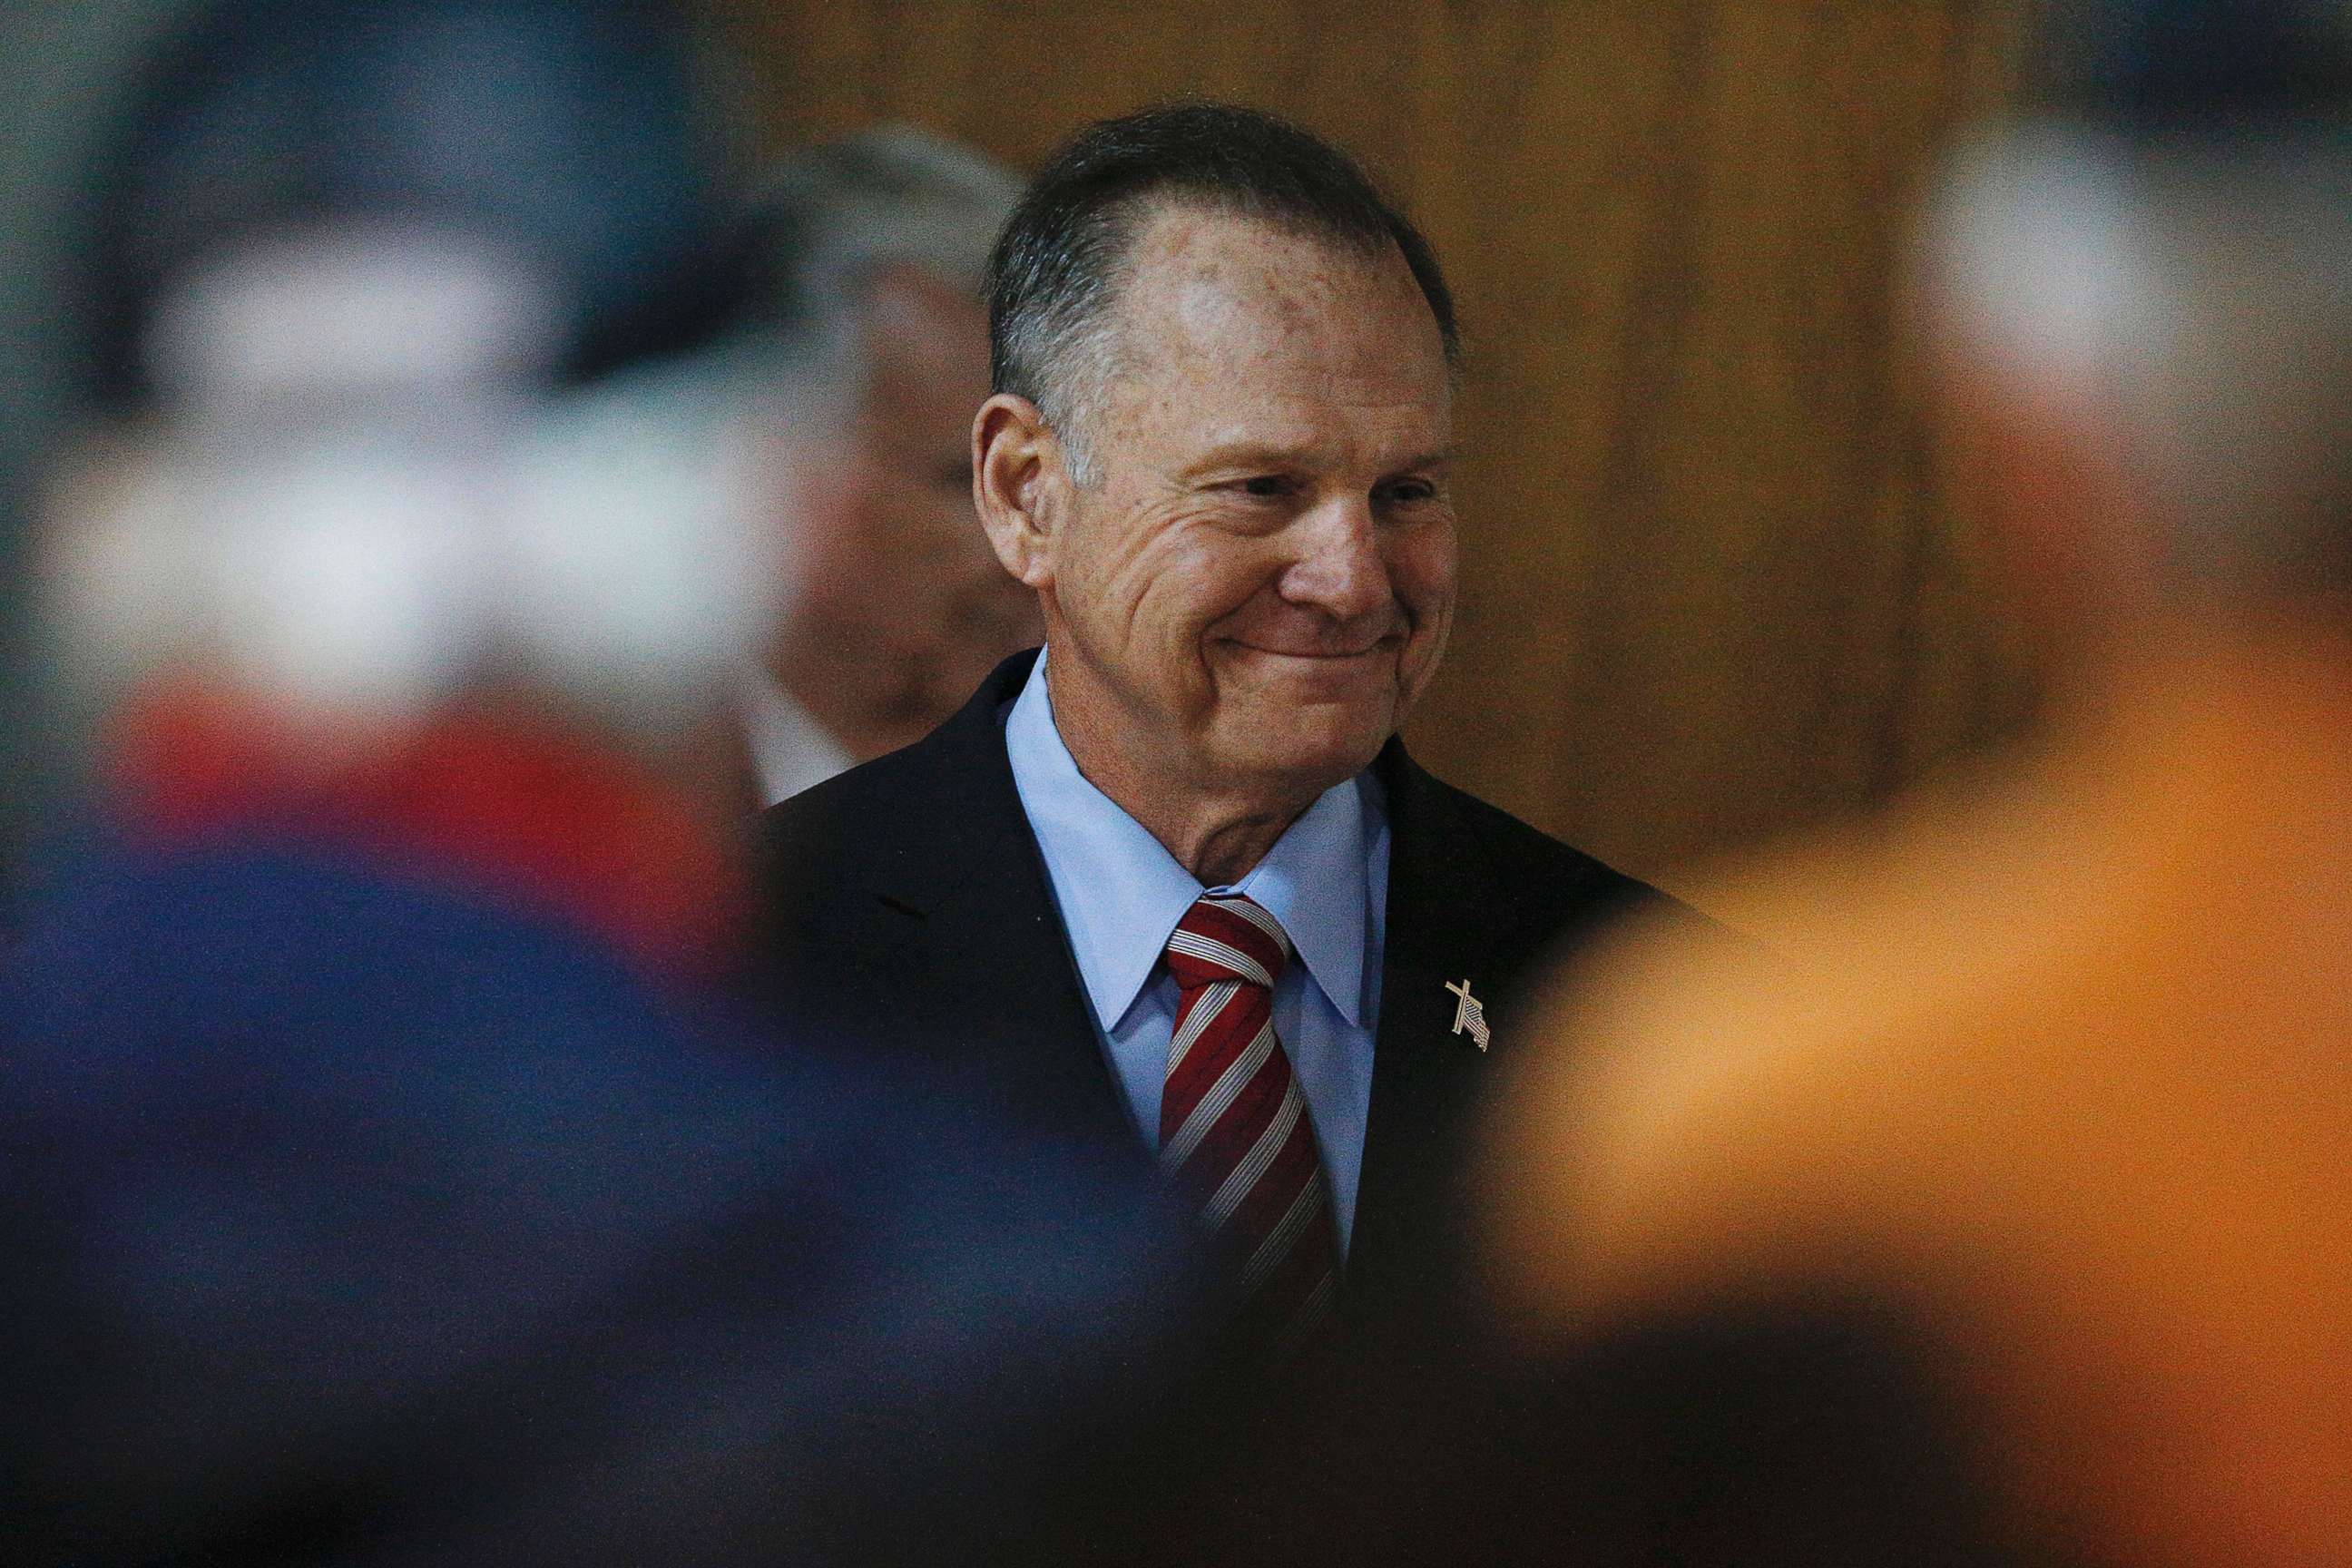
[1213,708,1394,798]
[1219,642,1406,701]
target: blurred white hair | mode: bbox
[42,221,782,751]
[1927,123,2352,595]
[720,124,1020,424]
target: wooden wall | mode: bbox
[710,0,2039,880]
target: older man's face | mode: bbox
[764,264,1041,760]
[1042,206,1456,805]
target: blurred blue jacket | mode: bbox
[0,823,1205,1565]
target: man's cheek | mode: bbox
[1392,527,1455,604]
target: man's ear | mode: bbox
[973,393,1068,589]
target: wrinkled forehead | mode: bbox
[1100,203,1452,417]
[863,260,990,343]
[860,263,991,400]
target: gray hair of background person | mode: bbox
[985,102,1460,485]
[1926,0,2352,600]
[729,124,1019,426]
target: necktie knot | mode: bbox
[1165,894,1290,993]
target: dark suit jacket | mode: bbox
[758,650,1672,1351]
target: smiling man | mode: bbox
[760,103,1671,1361]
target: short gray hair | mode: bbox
[1929,125,2352,599]
[729,124,1020,423]
[987,103,1458,487]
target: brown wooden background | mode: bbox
[707,0,2041,884]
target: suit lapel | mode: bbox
[818,676,1545,1309]
[1346,741,1519,1318]
[851,652,1144,1172]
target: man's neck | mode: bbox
[1168,803,1310,889]
[1043,662,1321,887]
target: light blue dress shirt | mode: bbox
[1003,652,1388,1255]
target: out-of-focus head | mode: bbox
[975,103,1460,818]
[42,0,775,769]
[79,0,750,415]
[1925,0,2352,649]
[726,127,1035,766]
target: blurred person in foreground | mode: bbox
[1489,2,2352,1564]
[0,2,1199,1562]
[724,126,1040,805]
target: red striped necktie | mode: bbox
[1160,893,1340,1359]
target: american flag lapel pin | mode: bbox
[1445,978,1491,1051]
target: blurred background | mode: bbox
[0,0,2040,899]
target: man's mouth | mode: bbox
[1226,631,1403,661]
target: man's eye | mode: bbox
[1376,480,1438,505]
[1237,475,1293,499]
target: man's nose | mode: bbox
[1279,496,1391,622]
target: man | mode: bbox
[762,103,1672,1356]
[729,127,1042,803]
[1489,3,2352,1564]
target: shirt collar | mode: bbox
[1004,652,1373,1033]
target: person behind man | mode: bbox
[1487,2,2352,1564]
[761,103,1677,1361]
[726,126,1041,803]
[0,4,1205,1560]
